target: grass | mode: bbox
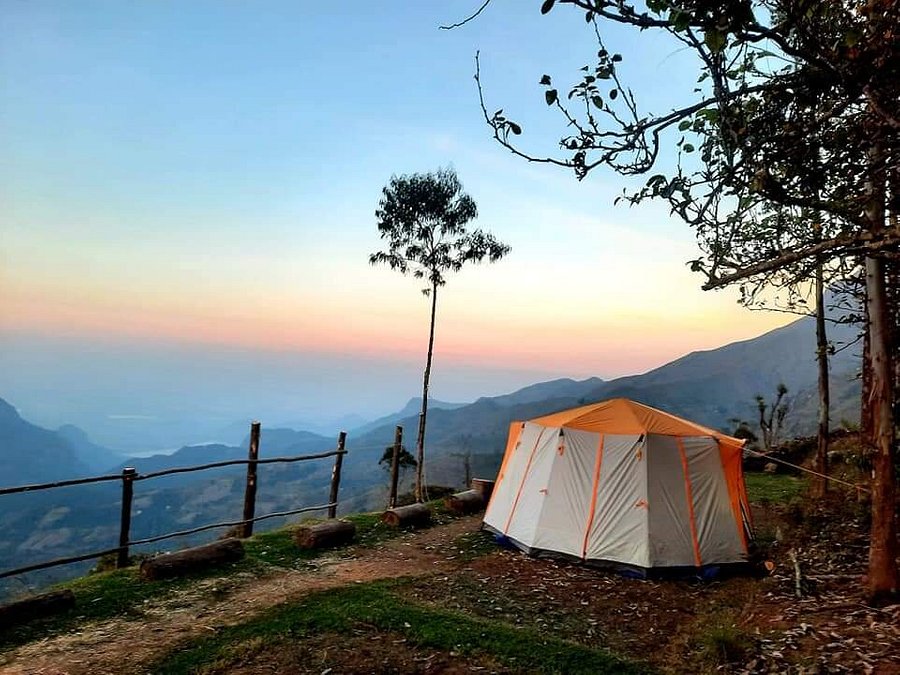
[695,618,755,667]
[151,580,645,675]
[745,471,807,505]
[0,504,455,653]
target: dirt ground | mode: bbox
[1,502,898,675]
[0,516,483,675]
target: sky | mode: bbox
[0,2,793,449]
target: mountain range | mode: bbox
[0,310,862,597]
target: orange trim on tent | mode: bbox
[531,398,745,453]
[487,422,523,515]
[677,438,703,567]
[580,433,605,559]
[503,427,547,535]
[719,440,749,554]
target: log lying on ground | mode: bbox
[381,503,431,528]
[471,478,495,504]
[445,489,486,515]
[139,538,245,581]
[0,589,75,629]
[293,519,356,549]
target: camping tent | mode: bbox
[483,398,751,571]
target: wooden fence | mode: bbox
[0,424,348,580]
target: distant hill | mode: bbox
[351,313,861,487]
[56,424,123,473]
[476,377,605,408]
[352,397,467,435]
[0,397,89,486]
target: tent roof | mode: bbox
[531,398,744,450]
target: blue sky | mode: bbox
[0,2,792,448]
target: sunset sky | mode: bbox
[0,2,792,447]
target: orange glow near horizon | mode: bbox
[2,263,793,380]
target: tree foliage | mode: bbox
[379,445,417,471]
[474,0,899,292]
[370,168,510,295]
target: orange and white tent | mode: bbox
[483,398,751,570]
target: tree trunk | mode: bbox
[415,282,438,503]
[293,520,356,550]
[863,139,898,604]
[813,258,830,498]
[0,590,75,629]
[139,539,245,581]
[445,489,485,515]
[381,503,431,528]
[864,255,898,603]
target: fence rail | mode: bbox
[0,474,124,497]
[0,424,349,582]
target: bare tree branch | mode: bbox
[703,228,900,290]
[440,0,493,30]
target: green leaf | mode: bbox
[609,88,618,100]
[540,0,556,14]
[611,54,622,63]
[545,89,558,105]
[844,29,861,47]
[670,10,690,32]
[683,143,695,153]
[508,122,522,135]
[704,28,726,53]
[539,74,552,86]
[591,95,604,109]
[678,120,691,131]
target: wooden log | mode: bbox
[293,519,356,549]
[139,538,245,581]
[445,489,485,515]
[381,503,431,528]
[0,589,75,629]
[471,478,495,503]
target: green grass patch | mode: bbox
[745,472,807,504]
[152,580,645,675]
[691,611,755,669]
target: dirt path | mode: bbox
[0,516,482,675]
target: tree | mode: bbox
[378,445,417,473]
[755,384,790,453]
[464,0,898,601]
[370,168,510,502]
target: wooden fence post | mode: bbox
[241,421,262,538]
[389,425,403,508]
[117,467,137,569]
[328,431,346,518]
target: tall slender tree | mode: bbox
[370,168,510,502]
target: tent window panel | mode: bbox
[683,437,747,563]
[503,428,559,545]
[532,429,599,557]
[585,434,647,567]
[646,434,696,567]
[484,423,541,532]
